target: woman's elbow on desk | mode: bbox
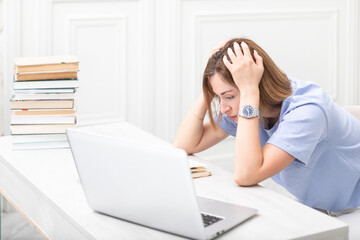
[233,172,259,187]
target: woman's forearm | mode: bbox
[234,88,263,186]
[174,94,208,154]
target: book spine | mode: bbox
[15,71,78,81]
[10,124,76,134]
[13,80,79,90]
[10,100,74,109]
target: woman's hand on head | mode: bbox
[223,42,264,92]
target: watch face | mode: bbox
[242,105,254,117]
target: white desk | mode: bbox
[0,136,348,240]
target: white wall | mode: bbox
[0,0,3,137]
[0,0,4,213]
[1,0,360,167]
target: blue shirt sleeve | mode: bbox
[267,104,328,165]
[217,113,237,136]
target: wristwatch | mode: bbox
[238,105,260,119]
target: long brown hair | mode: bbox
[203,38,292,129]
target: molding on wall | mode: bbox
[358,0,360,104]
[3,0,20,135]
[153,0,182,142]
[2,0,360,138]
[342,0,360,105]
[351,0,360,104]
[67,15,128,123]
[138,0,155,133]
[193,9,339,100]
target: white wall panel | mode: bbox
[2,0,360,148]
[177,0,359,163]
[194,10,338,97]
[179,0,352,118]
[2,0,154,135]
[68,16,127,123]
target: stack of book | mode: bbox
[188,156,212,179]
[10,56,79,150]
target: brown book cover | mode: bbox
[15,70,78,81]
[12,109,76,116]
[15,56,79,73]
[191,170,212,179]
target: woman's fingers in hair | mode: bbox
[240,42,252,59]
[227,47,236,59]
[233,42,243,58]
[253,50,264,68]
[223,55,232,69]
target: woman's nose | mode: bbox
[220,102,231,114]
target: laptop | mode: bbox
[66,123,257,239]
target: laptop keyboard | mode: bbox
[201,213,223,227]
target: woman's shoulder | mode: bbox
[288,77,325,96]
[279,77,333,124]
[284,77,331,108]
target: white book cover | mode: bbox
[10,124,75,134]
[13,88,75,94]
[12,141,70,150]
[15,55,79,66]
[13,80,79,89]
[12,134,68,143]
[11,115,76,124]
[12,93,76,100]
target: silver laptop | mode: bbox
[67,123,257,240]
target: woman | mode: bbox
[174,38,360,213]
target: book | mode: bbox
[10,99,74,109]
[13,80,79,90]
[188,157,212,178]
[12,109,76,116]
[188,157,212,179]
[12,134,70,150]
[13,88,75,94]
[12,134,68,143]
[10,55,79,148]
[15,56,79,73]
[11,115,76,124]
[10,124,75,134]
[15,70,78,81]
[11,93,76,100]
[12,141,70,150]
[191,168,212,178]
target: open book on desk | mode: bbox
[73,122,212,179]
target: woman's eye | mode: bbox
[225,96,234,100]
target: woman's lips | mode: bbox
[229,115,237,120]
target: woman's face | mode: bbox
[209,73,240,123]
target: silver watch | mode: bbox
[238,105,260,118]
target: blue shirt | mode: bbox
[218,78,360,212]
